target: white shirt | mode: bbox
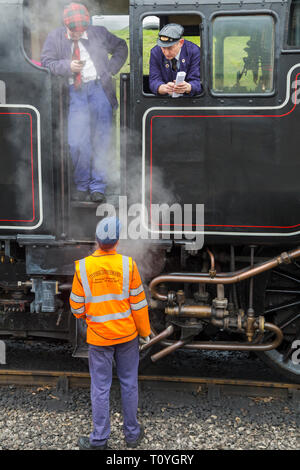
[68,31,98,84]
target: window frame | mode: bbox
[140,10,205,98]
[209,10,278,98]
[283,0,300,51]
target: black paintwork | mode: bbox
[0,0,299,347]
[127,0,300,245]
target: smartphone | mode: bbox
[78,60,86,66]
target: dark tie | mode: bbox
[171,58,178,72]
[72,40,82,90]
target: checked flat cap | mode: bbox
[63,2,90,32]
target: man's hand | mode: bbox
[173,81,192,94]
[158,82,175,95]
[71,60,84,73]
[139,336,150,345]
[139,336,151,351]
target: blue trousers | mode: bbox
[88,336,140,446]
[68,80,113,194]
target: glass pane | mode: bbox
[143,16,160,78]
[212,15,274,94]
[143,15,201,94]
[288,0,300,46]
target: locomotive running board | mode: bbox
[72,344,89,358]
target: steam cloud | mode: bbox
[4,1,202,283]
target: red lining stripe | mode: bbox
[0,112,35,223]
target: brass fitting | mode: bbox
[164,304,212,318]
[245,315,256,342]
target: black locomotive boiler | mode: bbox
[0,0,300,384]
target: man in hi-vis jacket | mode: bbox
[70,217,151,450]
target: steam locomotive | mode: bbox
[0,0,300,383]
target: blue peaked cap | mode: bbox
[96,216,121,246]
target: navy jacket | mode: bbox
[41,25,128,109]
[149,40,202,96]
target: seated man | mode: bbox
[41,2,128,202]
[149,23,202,97]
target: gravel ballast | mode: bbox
[0,382,299,451]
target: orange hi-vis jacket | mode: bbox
[69,248,151,346]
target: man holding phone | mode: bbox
[41,3,128,202]
[149,23,202,97]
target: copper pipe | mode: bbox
[150,322,283,361]
[151,339,189,362]
[139,324,174,352]
[165,305,212,318]
[150,247,300,301]
[207,248,215,273]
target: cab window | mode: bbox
[143,14,202,96]
[288,0,300,47]
[212,15,275,94]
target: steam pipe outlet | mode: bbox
[139,325,174,352]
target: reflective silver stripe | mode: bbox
[130,284,144,297]
[130,298,148,311]
[79,258,92,298]
[86,309,132,323]
[122,255,130,297]
[79,256,130,304]
[71,306,85,315]
[70,292,85,303]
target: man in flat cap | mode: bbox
[41,3,128,202]
[149,23,201,96]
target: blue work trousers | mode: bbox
[68,80,113,194]
[88,336,140,446]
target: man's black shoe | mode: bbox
[90,192,106,203]
[72,191,90,202]
[78,436,108,450]
[125,424,145,448]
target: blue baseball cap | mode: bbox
[96,216,120,247]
